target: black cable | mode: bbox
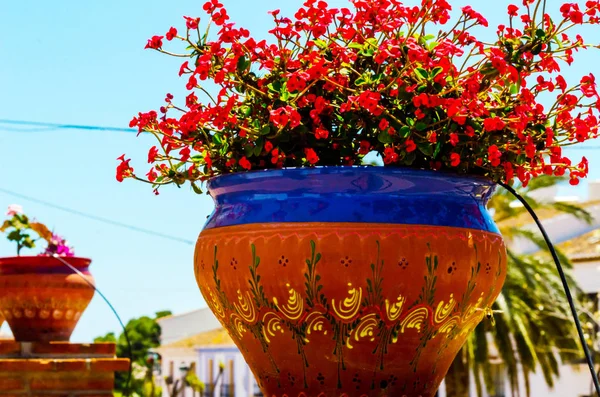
[51,254,133,396]
[0,187,195,245]
[500,181,600,397]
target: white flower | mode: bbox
[6,204,23,217]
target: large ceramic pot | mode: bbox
[194,167,506,397]
[0,256,95,342]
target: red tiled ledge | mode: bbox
[0,341,129,395]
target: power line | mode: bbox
[0,187,195,246]
[0,119,136,133]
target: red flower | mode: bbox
[179,61,190,77]
[148,146,159,163]
[264,141,273,153]
[166,27,178,41]
[379,118,389,131]
[461,6,488,27]
[315,128,329,140]
[356,91,382,115]
[203,0,223,13]
[304,148,319,164]
[145,36,163,49]
[184,16,200,29]
[483,117,506,132]
[581,74,598,97]
[525,138,536,158]
[179,147,191,162]
[213,9,229,25]
[239,156,252,170]
[507,4,519,16]
[287,73,308,92]
[450,153,461,167]
[116,155,134,182]
[488,145,502,167]
[146,168,158,183]
[449,133,459,146]
[383,147,398,164]
[428,132,437,143]
[359,140,371,155]
[405,139,416,152]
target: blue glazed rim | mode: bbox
[204,166,499,233]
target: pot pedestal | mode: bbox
[0,341,129,395]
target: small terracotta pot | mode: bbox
[0,256,95,342]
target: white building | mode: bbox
[153,308,261,397]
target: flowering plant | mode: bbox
[121,0,600,193]
[1,205,75,257]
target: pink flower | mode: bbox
[6,204,23,216]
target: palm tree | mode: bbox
[444,176,596,397]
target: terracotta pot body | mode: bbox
[195,167,506,397]
[0,256,95,342]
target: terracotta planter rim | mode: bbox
[0,256,92,270]
[207,165,496,189]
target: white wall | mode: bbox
[197,346,256,397]
[154,348,199,397]
[510,204,600,255]
[157,308,222,345]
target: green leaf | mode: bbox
[417,142,434,157]
[360,47,375,57]
[415,122,428,132]
[355,75,369,86]
[433,142,442,158]
[535,29,546,39]
[260,125,271,136]
[241,106,252,117]
[399,126,411,138]
[253,141,264,156]
[377,131,394,144]
[427,41,439,51]
[313,39,327,49]
[267,80,282,93]
[237,55,249,73]
[430,67,443,78]
[348,42,363,50]
[212,134,223,145]
[191,182,203,194]
[280,86,290,102]
[403,151,416,165]
[415,67,429,80]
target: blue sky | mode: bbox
[1,0,599,342]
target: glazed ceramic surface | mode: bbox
[195,167,506,397]
[0,256,95,342]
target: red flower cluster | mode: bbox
[121,0,600,193]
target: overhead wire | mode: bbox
[0,187,195,246]
[0,119,137,133]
